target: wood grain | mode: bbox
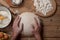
[0,0,60,40]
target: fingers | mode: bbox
[32,17,40,34]
[32,25,39,35]
[34,17,41,27]
[13,16,20,26]
[34,17,39,27]
[18,17,21,27]
[19,23,24,32]
[14,16,20,24]
[32,25,35,33]
[34,18,39,30]
[12,16,21,30]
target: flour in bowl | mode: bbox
[12,0,22,5]
[33,0,53,15]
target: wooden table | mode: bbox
[0,0,60,40]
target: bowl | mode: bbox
[6,0,22,7]
[11,0,22,6]
[0,6,12,28]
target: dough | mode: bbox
[19,12,40,36]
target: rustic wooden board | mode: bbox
[21,37,60,40]
[0,0,60,40]
[56,0,60,6]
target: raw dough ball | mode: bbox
[19,12,40,36]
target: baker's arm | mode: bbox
[0,0,15,14]
[32,18,41,40]
[11,16,23,40]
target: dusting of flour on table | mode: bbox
[33,0,53,15]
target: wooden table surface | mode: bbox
[0,0,60,40]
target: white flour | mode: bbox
[12,0,22,5]
[33,0,53,15]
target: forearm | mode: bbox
[34,33,41,40]
[11,32,19,40]
[11,30,22,40]
[11,33,16,40]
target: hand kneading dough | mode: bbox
[19,12,40,36]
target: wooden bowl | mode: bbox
[34,0,56,17]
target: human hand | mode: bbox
[32,17,40,34]
[32,17,41,40]
[11,15,23,40]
